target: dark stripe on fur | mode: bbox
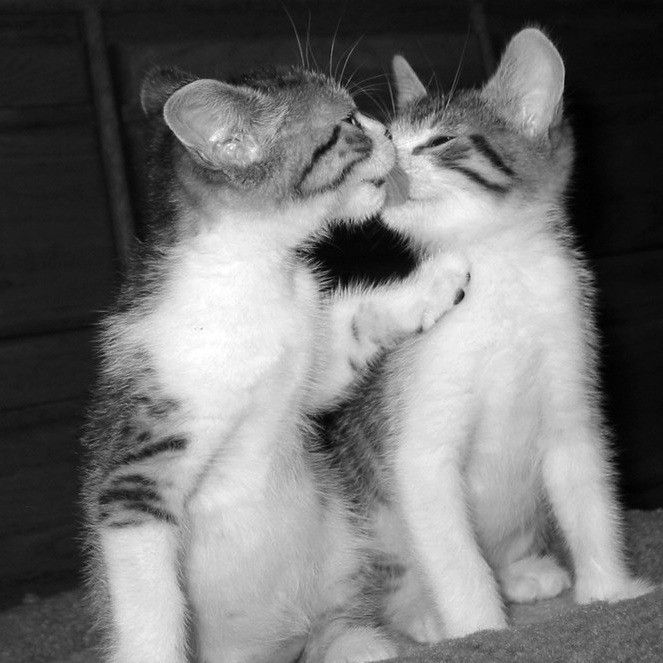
[447,164,509,194]
[310,154,370,195]
[134,394,179,419]
[412,135,454,154]
[98,485,161,505]
[118,435,187,465]
[469,134,515,176]
[110,473,157,489]
[430,144,471,165]
[295,125,342,191]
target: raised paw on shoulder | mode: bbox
[414,253,471,332]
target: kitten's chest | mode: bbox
[454,245,574,342]
[133,249,317,408]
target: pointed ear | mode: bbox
[392,55,427,110]
[482,28,565,137]
[140,66,196,117]
[163,79,268,169]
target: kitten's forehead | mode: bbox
[395,91,506,135]
[240,66,353,122]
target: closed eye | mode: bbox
[417,134,455,150]
[343,112,362,129]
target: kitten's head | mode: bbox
[382,28,574,247]
[141,66,394,227]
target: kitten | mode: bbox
[81,65,468,663]
[326,28,652,643]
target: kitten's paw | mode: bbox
[575,575,654,605]
[352,300,393,347]
[499,554,571,603]
[324,627,397,663]
[415,254,471,332]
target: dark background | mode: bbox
[0,0,661,605]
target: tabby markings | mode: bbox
[295,125,342,192]
[446,164,509,194]
[118,434,188,465]
[468,134,515,176]
[99,472,175,526]
[294,125,373,196]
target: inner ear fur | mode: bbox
[163,79,270,169]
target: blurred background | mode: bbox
[0,0,661,607]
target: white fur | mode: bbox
[98,115,412,662]
[378,157,652,641]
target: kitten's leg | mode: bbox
[303,619,397,663]
[93,415,242,662]
[371,504,443,643]
[382,564,444,643]
[310,254,470,411]
[541,421,653,603]
[539,333,652,603]
[392,361,506,638]
[100,521,187,663]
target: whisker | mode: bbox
[348,83,387,96]
[444,22,471,116]
[340,35,365,86]
[328,11,344,79]
[304,10,311,69]
[344,64,364,91]
[334,36,355,80]
[383,67,396,116]
[356,88,391,119]
[280,2,305,68]
[347,72,389,91]
[416,37,441,98]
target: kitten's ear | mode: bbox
[482,28,564,137]
[163,79,268,169]
[140,67,196,117]
[392,55,427,110]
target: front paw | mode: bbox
[416,253,471,332]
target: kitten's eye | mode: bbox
[424,135,454,149]
[343,113,362,128]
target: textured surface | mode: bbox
[0,510,661,663]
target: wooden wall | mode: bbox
[0,0,661,599]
